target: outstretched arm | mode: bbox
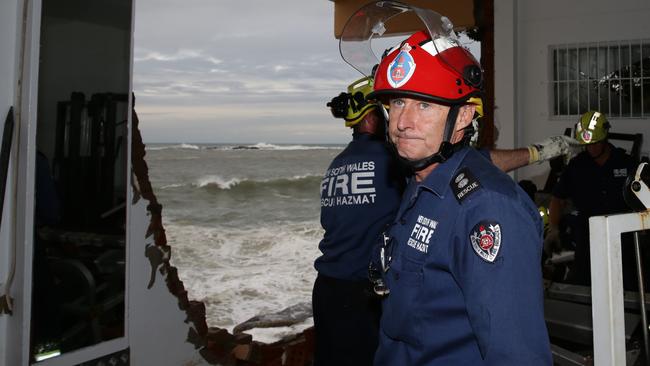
[488,148,530,173]
[488,136,583,173]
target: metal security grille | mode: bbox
[551,40,650,118]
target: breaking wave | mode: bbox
[160,183,185,189]
[146,142,342,151]
[224,143,341,151]
[158,174,322,191]
[165,220,322,343]
[195,174,322,191]
[146,143,336,343]
[146,143,201,151]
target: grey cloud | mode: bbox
[134,0,366,143]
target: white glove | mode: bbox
[528,135,583,165]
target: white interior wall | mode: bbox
[493,0,518,151]
[127,199,210,366]
[0,0,211,363]
[0,0,21,361]
[0,0,43,363]
[495,0,650,187]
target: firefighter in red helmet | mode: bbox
[339,2,553,365]
[369,28,484,171]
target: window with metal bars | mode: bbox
[551,40,650,118]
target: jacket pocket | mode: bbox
[380,263,423,346]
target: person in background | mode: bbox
[546,111,638,288]
[366,24,551,365]
[312,76,404,366]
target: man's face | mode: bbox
[585,140,607,158]
[388,97,450,161]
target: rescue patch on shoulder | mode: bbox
[469,221,502,263]
[450,168,481,204]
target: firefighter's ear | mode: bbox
[452,105,476,143]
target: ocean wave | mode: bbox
[217,143,343,151]
[164,220,322,342]
[251,143,340,151]
[194,174,321,191]
[196,175,243,189]
[160,183,185,190]
[156,174,322,192]
[146,143,201,151]
[146,143,343,151]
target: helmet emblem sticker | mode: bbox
[589,112,601,130]
[469,221,502,263]
[581,130,593,143]
[387,43,416,88]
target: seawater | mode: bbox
[145,142,343,343]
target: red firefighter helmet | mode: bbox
[368,30,483,105]
[338,1,484,170]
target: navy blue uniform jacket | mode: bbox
[315,133,404,280]
[374,147,551,365]
[554,144,635,219]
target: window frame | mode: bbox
[549,39,649,120]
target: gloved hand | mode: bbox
[528,136,583,165]
[543,224,562,258]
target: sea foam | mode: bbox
[164,220,323,343]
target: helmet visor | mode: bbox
[339,0,481,86]
[339,1,409,76]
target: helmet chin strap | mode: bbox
[383,104,464,172]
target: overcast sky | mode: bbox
[133,0,360,144]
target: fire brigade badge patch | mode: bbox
[469,221,502,263]
[387,43,416,88]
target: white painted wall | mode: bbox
[493,0,518,151]
[0,0,21,364]
[4,0,43,362]
[1,0,211,363]
[495,0,650,186]
[128,199,210,366]
[0,0,41,364]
